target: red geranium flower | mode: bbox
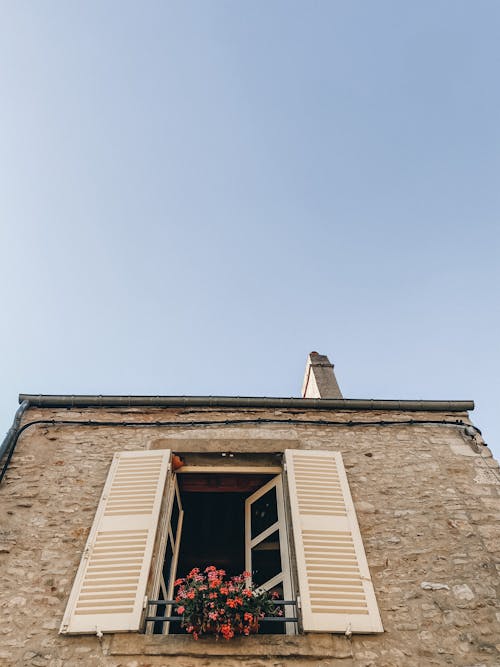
[172,566,281,641]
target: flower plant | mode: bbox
[174,566,283,640]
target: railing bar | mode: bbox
[145,616,298,623]
[147,599,297,606]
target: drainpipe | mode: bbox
[0,399,30,466]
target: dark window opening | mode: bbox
[177,490,247,577]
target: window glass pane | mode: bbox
[258,582,285,635]
[251,529,281,587]
[251,486,278,539]
[153,581,165,634]
[163,536,174,590]
[162,537,182,634]
[171,490,180,540]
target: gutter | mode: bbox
[18,394,474,412]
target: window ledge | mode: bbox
[108,633,353,659]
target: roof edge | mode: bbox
[18,394,474,412]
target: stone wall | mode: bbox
[0,405,499,666]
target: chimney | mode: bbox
[301,351,343,399]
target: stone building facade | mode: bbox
[0,353,499,667]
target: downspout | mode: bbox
[0,400,30,480]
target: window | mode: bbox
[59,449,383,636]
[147,469,294,635]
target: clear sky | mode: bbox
[1,2,499,459]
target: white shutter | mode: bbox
[285,449,383,633]
[60,449,171,634]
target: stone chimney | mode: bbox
[301,351,343,399]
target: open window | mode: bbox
[151,468,294,635]
[60,449,383,636]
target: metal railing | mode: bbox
[145,599,298,624]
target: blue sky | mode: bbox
[1,2,499,458]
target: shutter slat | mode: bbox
[60,450,171,634]
[285,449,383,633]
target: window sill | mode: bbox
[108,633,353,659]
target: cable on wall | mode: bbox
[0,416,484,484]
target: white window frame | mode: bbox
[245,473,295,634]
[146,473,184,635]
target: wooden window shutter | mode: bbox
[60,449,171,634]
[284,449,383,633]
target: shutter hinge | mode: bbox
[283,462,287,472]
[143,595,148,610]
[296,595,301,609]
